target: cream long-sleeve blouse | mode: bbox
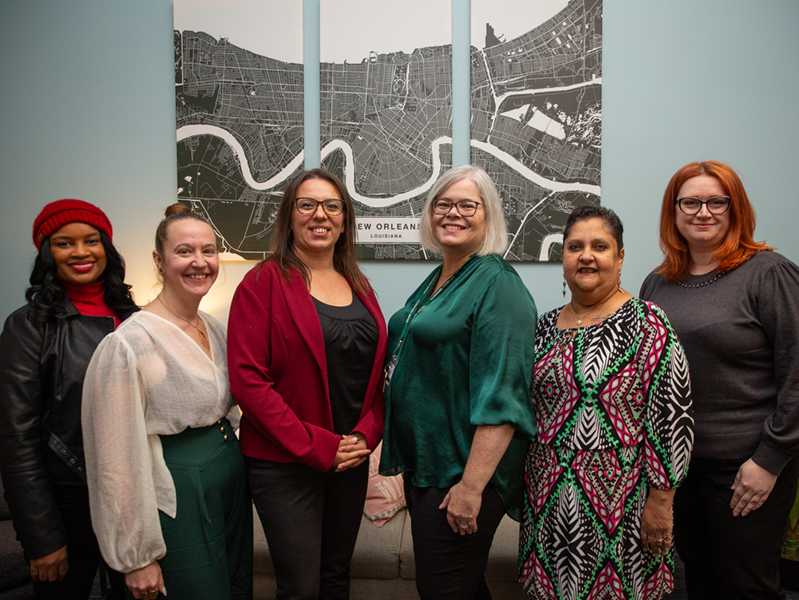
[81,310,237,573]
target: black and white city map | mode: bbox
[175,0,305,260]
[174,0,601,261]
[471,0,601,261]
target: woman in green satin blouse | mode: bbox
[379,164,537,600]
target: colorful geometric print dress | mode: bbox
[519,299,693,600]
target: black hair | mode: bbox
[563,205,624,251]
[25,231,138,323]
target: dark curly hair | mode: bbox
[25,231,138,323]
[563,205,624,251]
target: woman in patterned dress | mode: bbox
[519,206,694,600]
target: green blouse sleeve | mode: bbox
[468,265,538,439]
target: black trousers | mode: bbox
[246,458,368,600]
[404,480,505,600]
[674,458,799,600]
[33,484,125,600]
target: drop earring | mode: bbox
[562,277,567,299]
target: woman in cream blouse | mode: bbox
[81,205,252,600]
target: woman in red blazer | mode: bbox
[228,169,387,600]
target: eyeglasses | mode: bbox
[432,199,482,217]
[295,198,345,217]
[675,196,731,215]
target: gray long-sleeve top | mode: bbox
[640,251,799,475]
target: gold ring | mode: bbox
[146,590,159,600]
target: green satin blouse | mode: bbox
[379,254,538,520]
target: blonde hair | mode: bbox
[418,165,508,256]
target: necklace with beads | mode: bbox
[675,271,725,288]
[566,288,620,327]
[156,296,210,350]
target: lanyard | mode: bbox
[382,265,461,391]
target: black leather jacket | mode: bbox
[0,298,134,559]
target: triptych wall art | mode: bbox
[174,0,601,261]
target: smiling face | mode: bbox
[675,174,731,255]
[563,217,624,302]
[290,178,345,263]
[431,178,487,258]
[154,218,219,300]
[49,222,107,285]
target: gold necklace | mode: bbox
[566,288,620,327]
[156,296,210,350]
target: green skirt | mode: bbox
[129,419,253,600]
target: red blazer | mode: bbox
[228,260,387,471]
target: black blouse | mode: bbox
[313,292,379,435]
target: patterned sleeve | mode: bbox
[639,302,694,490]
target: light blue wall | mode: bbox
[2,0,799,325]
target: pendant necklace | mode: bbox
[156,296,210,350]
[566,288,619,327]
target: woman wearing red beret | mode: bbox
[0,199,138,599]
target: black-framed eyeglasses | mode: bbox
[295,197,345,217]
[675,196,731,215]
[432,198,482,217]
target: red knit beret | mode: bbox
[32,199,113,250]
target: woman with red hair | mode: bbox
[640,161,799,599]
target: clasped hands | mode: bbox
[333,432,371,471]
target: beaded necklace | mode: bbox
[675,271,725,289]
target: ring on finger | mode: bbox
[460,523,469,529]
